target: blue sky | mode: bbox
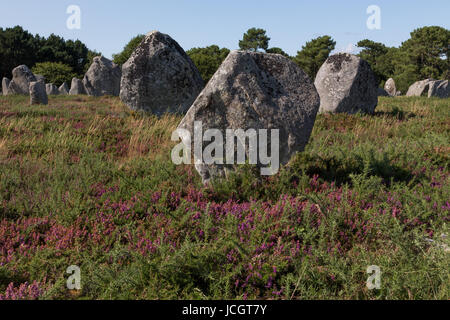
[1,0,449,59]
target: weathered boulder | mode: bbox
[7,65,37,95]
[2,77,10,96]
[428,80,449,98]
[406,79,434,97]
[59,82,69,95]
[46,83,59,95]
[178,51,320,184]
[69,78,86,95]
[120,31,204,115]
[29,81,48,105]
[314,53,378,114]
[83,56,122,96]
[384,78,396,97]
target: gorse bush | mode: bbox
[0,95,448,300]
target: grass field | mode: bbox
[0,95,448,300]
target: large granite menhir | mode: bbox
[83,56,122,96]
[178,51,320,184]
[7,65,37,95]
[314,53,378,114]
[120,31,204,115]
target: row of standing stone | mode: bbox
[1,55,122,105]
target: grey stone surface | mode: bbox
[178,50,320,184]
[35,74,45,83]
[7,65,37,95]
[396,91,402,96]
[120,31,204,115]
[2,77,10,96]
[83,56,122,96]
[384,78,396,97]
[406,79,434,97]
[46,83,59,95]
[428,80,449,98]
[58,82,69,95]
[314,53,378,114]
[29,81,48,105]
[69,78,86,95]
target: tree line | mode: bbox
[0,26,99,86]
[1,25,448,93]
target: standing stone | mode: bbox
[384,78,396,97]
[120,31,204,115]
[29,81,48,105]
[2,77,10,96]
[428,80,449,98]
[395,91,402,96]
[406,79,434,97]
[83,56,122,96]
[178,51,320,184]
[7,65,37,95]
[69,78,86,95]
[59,82,69,95]
[46,83,59,95]
[314,53,378,114]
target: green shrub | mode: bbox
[31,62,76,86]
[187,45,230,84]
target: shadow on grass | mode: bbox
[291,152,416,187]
[374,106,417,121]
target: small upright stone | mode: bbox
[29,81,48,105]
[59,82,69,95]
[46,83,59,95]
[314,53,378,114]
[120,31,204,115]
[69,78,86,95]
[2,77,10,96]
[384,78,396,97]
[7,65,37,95]
[83,56,122,96]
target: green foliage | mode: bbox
[294,35,336,80]
[401,26,449,80]
[266,47,290,57]
[0,26,97,80]
[239,28,270,52]
[0,26,38,79]
[358,26,449,92]
[357,39,395,86]
[187,45,230,83]
[31,62,76,87]
[112,35,145,65]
